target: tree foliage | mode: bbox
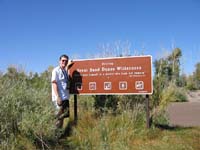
[187,62,200,90]
[152,48,186,109]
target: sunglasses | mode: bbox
[61,59,68,62]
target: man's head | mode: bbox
[59,54,69,69]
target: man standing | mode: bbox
[51,54,73,128]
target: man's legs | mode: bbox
[61,100,70,118]
[56,100,70,128]
[56,108,64,128]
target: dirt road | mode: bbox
[167,91,200,127]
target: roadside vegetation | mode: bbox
[0,45,200,149]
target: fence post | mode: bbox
[74,94,78,124]
[146,95,150,128]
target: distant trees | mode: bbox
[195,63,200,80]
[193,63,200,89]
[187,62,200,90]
[28,66,53,90]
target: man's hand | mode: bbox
[57,96,62,106]
[67,60,74,69]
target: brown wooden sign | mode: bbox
[69,56,152,95]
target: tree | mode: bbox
[194,63,200,80]
[28,66,53,90]
[186,75,197,90]
[153,48,183,107]
[0,71,3,78]
[193,62,200,89]
[167,48,182,84]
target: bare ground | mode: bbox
[167,90,200,127]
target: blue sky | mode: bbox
[0,0,200,75]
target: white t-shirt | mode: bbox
[51,66,70,102]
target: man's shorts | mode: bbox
[52,99,69,109]
[60,100,70,118]
[62,100,69,109]
[53,99,70,118]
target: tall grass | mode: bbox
[67,103,146,150]
[64,100,200,150]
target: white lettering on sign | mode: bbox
[101,67,115,72]
[116,66,142,71]
[77,66,143,73]
[89,68,100,72]
[77,68,88,73]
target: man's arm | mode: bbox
[52,81,62,106]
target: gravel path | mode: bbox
[167,91,200,127]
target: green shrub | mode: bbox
[0,75,56,149]
[152,110,169,126]
[159,82,187,110]
[174,89,187,102]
